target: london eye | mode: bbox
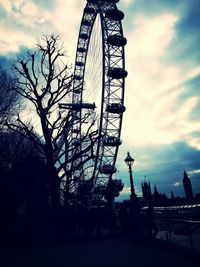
[60,0,127,199]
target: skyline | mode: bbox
[0,0,200,200]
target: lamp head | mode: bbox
[124,152,134,167]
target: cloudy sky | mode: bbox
[0,0,200,200]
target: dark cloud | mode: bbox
[0,45,36,70]
[118,141,200,197]
[120,0,183,29]
[0,55,15,70]
[121,0,200,69]
[121,0,169,16]
[121,0,194,21]
[183,75,200,94]
[172,75,200,121]
[163,1,200,68]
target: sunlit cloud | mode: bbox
[0,0,12,14]
[122,0,134,7]
[174,182,181,187]
[122,12,200,151]
[0,26,34,53]
[0,0,84,59]
[121,186,130,194]
[185,67,200,81]
[120,185,141,197]
[128,14,178,58]
[189,169,200,175]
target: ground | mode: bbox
[0,237,199,267]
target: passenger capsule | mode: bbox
[105,9,124,21]
[87,0,98,4]
[76,61,84,67]
[74,75,82,80]
[72,139,81,147]
[82,19,91,26]
[107,35,127,46]
[107,67,128,79]
[84,7,95,14]
[99,164,117,174]
[79,33,88,40]
[106,103,126,114]
[73,88,82,94]
[100,0,120,3]
[103,136,122,146]
[77,47,87,53]
[72,128,80,133]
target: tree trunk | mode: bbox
[47,165,61,211]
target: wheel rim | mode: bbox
[70,0,127,196]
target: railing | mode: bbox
[155,217,200,252]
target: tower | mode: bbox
[183,170,194,202]
[153,184,159,199]
[141,181,152,202]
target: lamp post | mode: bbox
[124,152,137,212]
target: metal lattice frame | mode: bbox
[70,0,127,193]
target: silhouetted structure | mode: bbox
[183,169,194,203]
[139,171,200,207]
[153,184,159,199]
[141,181,152,203]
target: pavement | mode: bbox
[0,237,199,267]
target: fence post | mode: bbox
[187,225,194,251]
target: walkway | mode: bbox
[1,237,199,267]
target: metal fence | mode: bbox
[155,217,200,252]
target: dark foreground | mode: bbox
[0,237,199,267]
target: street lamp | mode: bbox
[124,152,137,211]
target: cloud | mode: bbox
[118,184,142,201]
[0,0,84,60]
[128,14,178,58]
[123,14,178,145]
[0,0,12,14]
[121,186,130,194]
[0,55,15,70]
[0,1,49,54]
[165,0,200,68]
[174,182,181,187]
[189,169,200,175]
[121,0,134,7]
[0,25,34,54]
[32,0,55,9]
[121,11,200,150]
[0,0,50,27]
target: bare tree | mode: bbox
[0,67,20,128]
[6,35,98,210]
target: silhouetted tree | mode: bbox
[6,35,98,211]
[0,67,20,128]
[0,130,46,208]
[0,130,46,244]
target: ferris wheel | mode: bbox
[61,0,127,196]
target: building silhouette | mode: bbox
[141,181,168,206]
[140,170,197,206]
[183,170,194,202]
[141,181,152,203]
[153,184,159,200]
